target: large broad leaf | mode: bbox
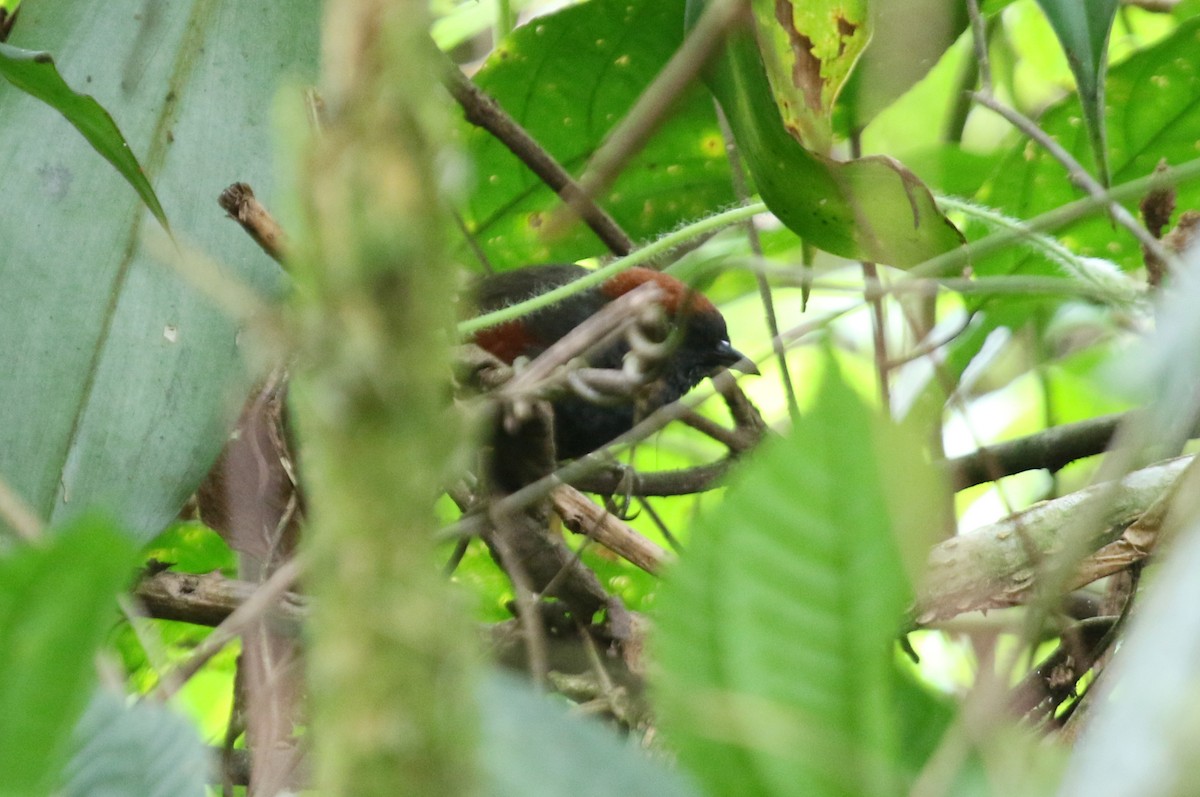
[977,15,1200,276]
[0,42,166,227]
[0,0,319,541]
[60,691,210,797]
[653,360,947,796]
[460,0,734,270]
[481,672,700,797]
[0,517,137,797]
[1033,0,1119,186]
[690,0,964,268]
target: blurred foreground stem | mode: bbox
[291,1,476,794]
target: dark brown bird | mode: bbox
[471,263,754,459]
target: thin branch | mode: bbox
[571,461,729,496]
[971,91,1176,267]
[546,0,749,236]
[136,570,304,630]
[680,410,746,451]
[486,517,549,689]
[552,486,672,574]
[945,412,1125,490]
[0,475,43,542]
[965,0,992,94]
[914,157,1200,281]
[149,559,304,702]
[439,50,634,256]
[848,132,892,410]
[218,183,288,264]
[717,103,800,420]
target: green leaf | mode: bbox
[1033,0,1119,186]
[978,15,1200,276]
[460,0,734,270]
[481,672,700,797]
[837,0,970,136]
[691,1,964,267]
[60,691,209,797]
[653,359,947,797]
[751,0,870,152]
[0,516,137,797]
[0,42,167,229]
[0,0,318,541]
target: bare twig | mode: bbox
[136,569,304,630]
[552,486,672,574]
[971,92,1176,267]
[680,410,746,451]
[149,558,304,702]
[218,183,288,264]
[946,412,1125,490]
[486,520,550,689]
[0,476,43,542]
[440,51,634,256]
[717,104,800,419]
[547,0,749,236]
[965,0,991,93]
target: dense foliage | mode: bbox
[3,0,1200,794]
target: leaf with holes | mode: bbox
[751,0,870,153]
[691,0,964,267]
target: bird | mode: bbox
[469,263,755,460]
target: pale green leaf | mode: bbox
[0,517,137,797]
[0,0,318,541]
[61,692,209,797]
[654,359,948,797]
[0,42,166,227]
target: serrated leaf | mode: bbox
[0,0,318,541]
[653,360,947,797]
[481,672,700,797]
[460,0,734,270]
[0,516,137,797]
[690,0,964,267]
[0,43,166,228]
[1033,0,1119,186]
[60,691,209,797]
[751,0,870,152]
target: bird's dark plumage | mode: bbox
[471,264,752,459]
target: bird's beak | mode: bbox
[713,341,759,375]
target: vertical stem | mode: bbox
[495,0,516,40]
[292,2,476,795]
[850,132,891,411]
[716,105,800,421]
